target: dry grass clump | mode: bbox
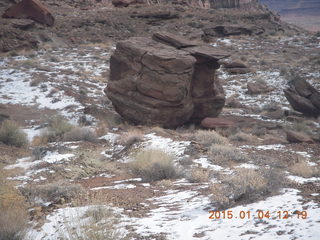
[59,206,126,240]
[0,167,28,240]
[0,120,28,148]
[63,127,97,142]
[29,78,42,87]
[208,168,283,209]
[209,169,266,209]
[95,121,109,137]
[208,183,231,209]
[21,180,85,204]
[41,115,74,142]
[195,130,229,147]
[289,160,319,178]
[117,129,143,146]
[187,168,210,183]
[129,149,178,182]
[229,132,257,142]
[209,144,248,163]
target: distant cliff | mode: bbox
[260,0,320,31]
[260,0,320,16]
[209,0,255,8]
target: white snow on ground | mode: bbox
[91,183,136,190]
[99,132,120,144]
[5,152,74,184]
[143,133,190,158]
[0,46,110,122]
[287,175,320,184]
[23,127,42,142]
[235,163,259,169]
[25,205,127,240]
[132,188,320,240]
[193,157,233,174]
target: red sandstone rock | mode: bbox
[286,130,313,143]
[2,0,54,26]
[105,32,229,128]
[247,82,274,94]
[112,0,133,7]
[201,117,235,128]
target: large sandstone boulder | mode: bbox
[105,32,229,128]
[2,0,54,26]
[284,77,320,117]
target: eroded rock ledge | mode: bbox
[105,32,229,128]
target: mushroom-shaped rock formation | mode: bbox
[105,32,229,128]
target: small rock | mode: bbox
[226,67,251,74]
[11,19,35,30]
[226,95,243,108]
[286,130,313,143]
[264,109,285,119]
[201,117,235,129]
[112,0,133,7]
[223,61,248,69]
[247,82,274,94]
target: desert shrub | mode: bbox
[29,78,42,87]
[0,120,28,148]
[187,168,210,183]
[286,121,313,135]
[117,129,143,146]
[209,144,248,163]
[0,167,28,240]
[227,169,267,201]
[63,127,97,142]
[21,180,84,204]
[59,206,126,240]
[95,121,109,137]
[195,130,229,147]
[41,115,73,142]
[129,149,178,182]
[289,160,319,178]
[208,183,231,209]
[229,132,256,142]
[209,167,283,209]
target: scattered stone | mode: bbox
[202,24,264,41]
[226,67,251,74]
[11,19,35,30]
[223,61,249,69]
[130,11,179,20]
[152,32,197,49]
[112,0,134,7]
[263,109,285,119]
[201,117,235,129]
[286,130,313,143]
[105,32,229,128]
[2,0,55,26]
[284,78,320,117]
[247,82,274,94]
[226,94,243,108]
[0,25,39,52]
[222,60,251,74]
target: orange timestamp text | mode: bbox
[209,210,308,220]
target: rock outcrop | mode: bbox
[284,78,320,117]
[202,24,265,42]
[222,60,251,74]
[2,0,54,26]
[105,32,229,128]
